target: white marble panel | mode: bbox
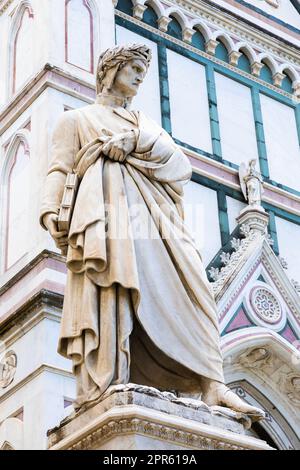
[167,49,212,152]
[6,144,30,268]
[66,0,93,71]
[226,196,247,233]
[260,94,300,191]
[0,317,71,402]
[116,26,161,124]
[0,371,75,449]
[275,216,300,283]
[184,181,221,266]
[14,9,34,92]
[215,73,258,166]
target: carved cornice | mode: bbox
[116,10,299,101]
[48,388,272,450]
[162,0,300,67]
[0,249,65,297]
[0,288,63,338]
[261,250,300,323]
[0,364,72,404]
[0,64,95,136]
[69,416,246,450]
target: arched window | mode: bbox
[143,5,158,28]
[65,0,94,73]
[116,0,133,15]
[12,4,34,94]
[215,40,229,63]
[167,16,182,40]
[191,29,205,51]
[260,61,273,84]
[281,72,293,94]
[3,134,30,270]
[237,53,251,74]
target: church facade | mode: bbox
[0,0,300,450]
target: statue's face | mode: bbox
[112,59,147,98]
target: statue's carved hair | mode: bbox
[96,43,152,94]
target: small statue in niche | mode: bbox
[239,159,264,209]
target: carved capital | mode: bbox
[251,62,264,77]
[158,16,172,33]
[133,4,147,20]
[293,81,300,97]
[182,28,195,44]
[273,72,285,87]
[205,39,218,56]
[236,208,269,235]
[229,51,242,66]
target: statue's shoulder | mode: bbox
[135,110,163,133]
[54,104,96,131]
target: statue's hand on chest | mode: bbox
[101,129,137,163]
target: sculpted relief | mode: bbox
[40,44,264,420]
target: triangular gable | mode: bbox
[208,220,300,345]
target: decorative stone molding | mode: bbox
[261,251,300,323]
[280,374,300,407]
[278,256,288,269]
[293,80,300,97]
[238,347,272,369]
[236,208,269,236]
[0,351,17,388]
[220,252,231,266]
[291,279,300,294]
[208,223,260,295]
[229,51,242,66]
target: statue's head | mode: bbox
[96,44,152,100]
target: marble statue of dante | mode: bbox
[40,44,263,418]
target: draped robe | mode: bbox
[40,97,224,409]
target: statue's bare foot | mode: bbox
[201,380,265,420]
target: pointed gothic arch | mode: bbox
[8,1,34,96]
[65,0,97,73]
[0,130,31,271]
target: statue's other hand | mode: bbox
[43,213,68,250]
[102,130,136,163]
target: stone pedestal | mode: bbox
[47,385,273,450]
[236,206,269,235]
